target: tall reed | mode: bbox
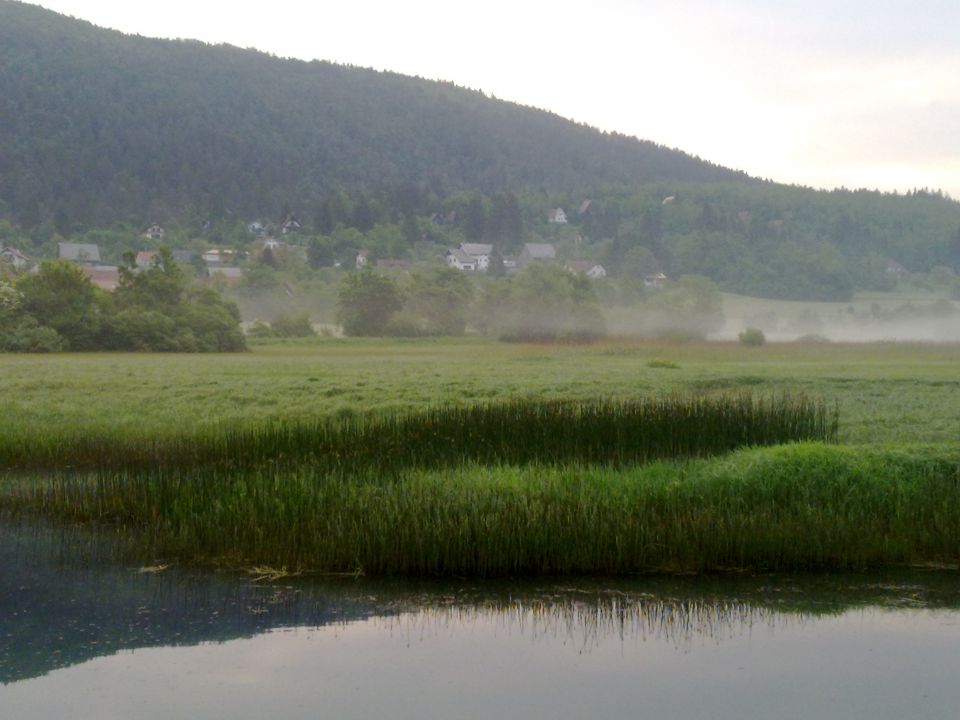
[5,443,957,576]
[0,394,836,473]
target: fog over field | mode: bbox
[715,294,960,343]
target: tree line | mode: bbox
[0,248,246,352]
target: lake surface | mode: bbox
[2,521,959,719]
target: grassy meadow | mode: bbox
[1,336,959,575]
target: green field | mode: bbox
[2,337,959,575]
[1,337,957,444]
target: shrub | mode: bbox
[738,327,766,346]
[270,313,316,338]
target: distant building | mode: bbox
[80,265,120,290]
[661,196,676,205]
[519,243,557,267]
[547,208,568,224]
[248,221,266,236]
[0,246,29,271]
[143,224,166,240]
[565,260,607,279]
[135,250,158,269]
[446,249,478,272]
[281,216,302,235]
[355,250,370,269]
[58,242,101,264]
[643,272,668,289]
[446,243,492,272]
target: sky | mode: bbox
[22,0,960,197]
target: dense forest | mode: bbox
[0,1,744,230]
[2,1,960,302]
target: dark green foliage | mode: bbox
[16,260,103,350]
[0,394,836,472]
[9,440,960,577]
[0,2,745,232]
[8,249,246,352]
[269,312,316,338]
[336,270,404,336]
[738,327,766,346]
[404,268,475,335]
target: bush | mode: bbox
[270,313,316,338]
[738,327,766,346]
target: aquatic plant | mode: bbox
[6,443,958,576]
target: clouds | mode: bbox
[24,0,960,196]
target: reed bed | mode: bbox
[4,443,958,576]
[0,394,836,472]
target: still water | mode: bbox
[2,521,959,719]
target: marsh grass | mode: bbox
[0,395,836,472]
[7,443,958,576]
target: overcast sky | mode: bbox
[23,0,960,197]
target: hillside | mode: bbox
[2,1,960,302]
[0,1,747,230]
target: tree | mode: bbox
[463,195,486,242]
[336,269,404,336]
[17,260,103,350]
[621,246,660,279]
[496,264,606,341]
[307,237,335,269]
[406,268,475,335]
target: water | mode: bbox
[2,521,959,719]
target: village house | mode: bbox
[519,242,557,267]
[58,242,101,264]
[201,248,240,266]
[446,243,492,272]
[565,260,607,279]
[446,248,479,272]
[643,272,668,289]
[355,250,370,269]
[248,221,266,236]
[135,250,158,269]
[143,224,166,240]
[79,265,120,290]
[0,246,29,271]
[547,208,568,224]
[281,216,302,235]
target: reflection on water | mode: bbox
[2,520,959,719]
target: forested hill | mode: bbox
[0,1,748,229]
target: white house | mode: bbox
[643,272,668,289]
[0,246,29,271]
[547,208,568,224]
[459,243,493,271]
[446,248,479,272]
[143,224,166,240]
[566,260,607,279]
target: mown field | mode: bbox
[1,337,959,575]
